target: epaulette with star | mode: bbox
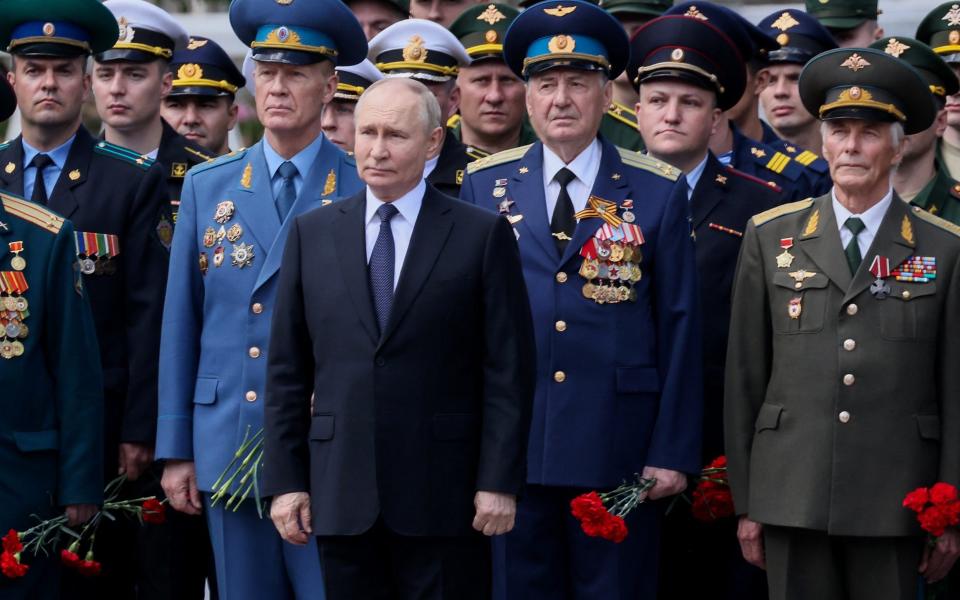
[184,145,214,162]
[618,148,680,181]
[606,101,638,129]
[783,144,829,175]
[752,198,814,227]
[748,145,805,181]
[94,141,155,170]
[1,192,65,234]
[911,204,960,238]
[191,146,249,175]
[466,144,532,175]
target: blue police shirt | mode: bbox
[262,133,325,201]
[22,135,75,199]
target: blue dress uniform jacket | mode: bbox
[156,136,362,490]
[0,194,103,598]
[460,136,704,486]
[729,124,828,202]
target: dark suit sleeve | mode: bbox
[723,220,772,515]
[120,164,171,445]
[937,250,960,487]
[263,217,316,497]
[645,181,704,475]
[476,216,536,495]
[47,221,105,506]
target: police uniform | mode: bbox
[917,3,960,183]
[369,19,474,197]
[156,0,366,598]
[448,3,537,158]
[461,3,703,597]
[626,14,783,600]
[869,36,960,232]
[726,47,959,600]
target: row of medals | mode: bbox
[1,253,28,359]
[579,241,642,304]
[78,254,117,276]
[200,201,255,274]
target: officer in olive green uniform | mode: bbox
[917,3,960,185]
[870,37,960,227]
[448,3,536,159]
[726,47,960,600]
[804,0,883,47]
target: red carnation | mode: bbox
[1,551,28,579]
[76,560,102,577]
[60,549,81,569]
[707,456,727,470]
[903,487,930,513]
[570,492,630,543]
[931,483,959,506]
[142,498,166,525]
[1,530,21,554]
[918,504,958,538]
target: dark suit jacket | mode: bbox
[426,134,471,198]
[157,118,213,220]
[0,126,170,466]
[263,184,536,537]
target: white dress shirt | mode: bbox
[832,187,893,258]
[365,180,426,290]
[542,139,602,218]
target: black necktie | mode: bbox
[551,167,576,255]
[30,154,54,205]
[369,203,400,334]
[844,217,866,275]
[276,161,298,221]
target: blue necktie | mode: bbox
[276,161,298,220]
[369,203,399,334]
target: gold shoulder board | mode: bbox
[2,193,64,234]
[616,148,681,181]
[912,205,960,238]
[466,144,533,175]
[752,197,814,227]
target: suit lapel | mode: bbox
[509,143,556,260]
[690,154,724,229]
[795,195,853,292]
[0,137,25,197]
[842,196,915,305]
[333,191,379,345]
[232,142,280,255]
[379,186,453,348]
[559,138,630,266]
[47,127,94,220]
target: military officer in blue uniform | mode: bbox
[369,19,476,196]
[163,35,247,157]
[757,9,835,187]
[628,13,783,600]
[0,74,104,600]
[93,0,214,236]
[460,2,703,597]
[156,0,366,598]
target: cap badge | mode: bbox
[477,4,506,25]
[187,38,208,50]
[117,16,130,42]
[42,22,55,37]
[841,53,870,72]
[403,35,428,63]
[847,86,863,99]
[777,33,789,46]
[485,30,498,43]
[543,5,576,17]
[266,26,300,45]
[671,48,685,62]
[884,38,910,58]
[943,4,960,27]
[684,6,707,20]
[178,64,202,80]
[548,35,575,53]
[771,12,800,32]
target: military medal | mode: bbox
[226,223,243,243]
[214,246,224,268]
[788,297,802,319]
[776,237,795,269]
[869,255,891,299]
[230,243,255,268]
[579,259,599,279]
[7,241,25,271]
[497,198,515,214]
[203,227,217,248]
[214,200,235,224]
[0,340,13,359]
[217,226,227,244]
[198,252,209,276]
[493,187,506,198]
[621,199,635,224]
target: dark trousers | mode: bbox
[317,518,490,600]
[492,484,661,600]
[61,464,215,600]
[764,525,923,600]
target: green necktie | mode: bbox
[844,217,866,275]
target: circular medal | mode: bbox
[582,282,596,299]
[579,259,599,279]
[17,323,28,339]
[622,245,634,262]
[0,341,12,359]
[81,258,96,275]
[617,286,631,302]
[2,297,15,312]
[5,322,20,338]
[13,297,28,312]
[597,243,611,259]
[632,268,643,283]
[493,187,506,199]
[632,248,643,263]
[11,341,23,356]
[597,262,609,279]
[10,255,25,271]
[622,211,635,223]
[609,243,625,263]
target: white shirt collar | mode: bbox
[365,179,427,226]
[542,138,601,188]
[831,186,893,236]
[423,155,439,179]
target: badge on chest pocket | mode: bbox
[771,270,830,334]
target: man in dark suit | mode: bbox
[263,77,535,600]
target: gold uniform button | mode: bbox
[843,339,856,351]
[555,320,567,332]
[249,347,261,358]
[846,303,858,316]
[245,390,257,402]
[252,303,263,314]
[556,272,568,283]
[843,373,855,386]
[902,290,911,300]
[554,371,566,383]
[839,410,851,424]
